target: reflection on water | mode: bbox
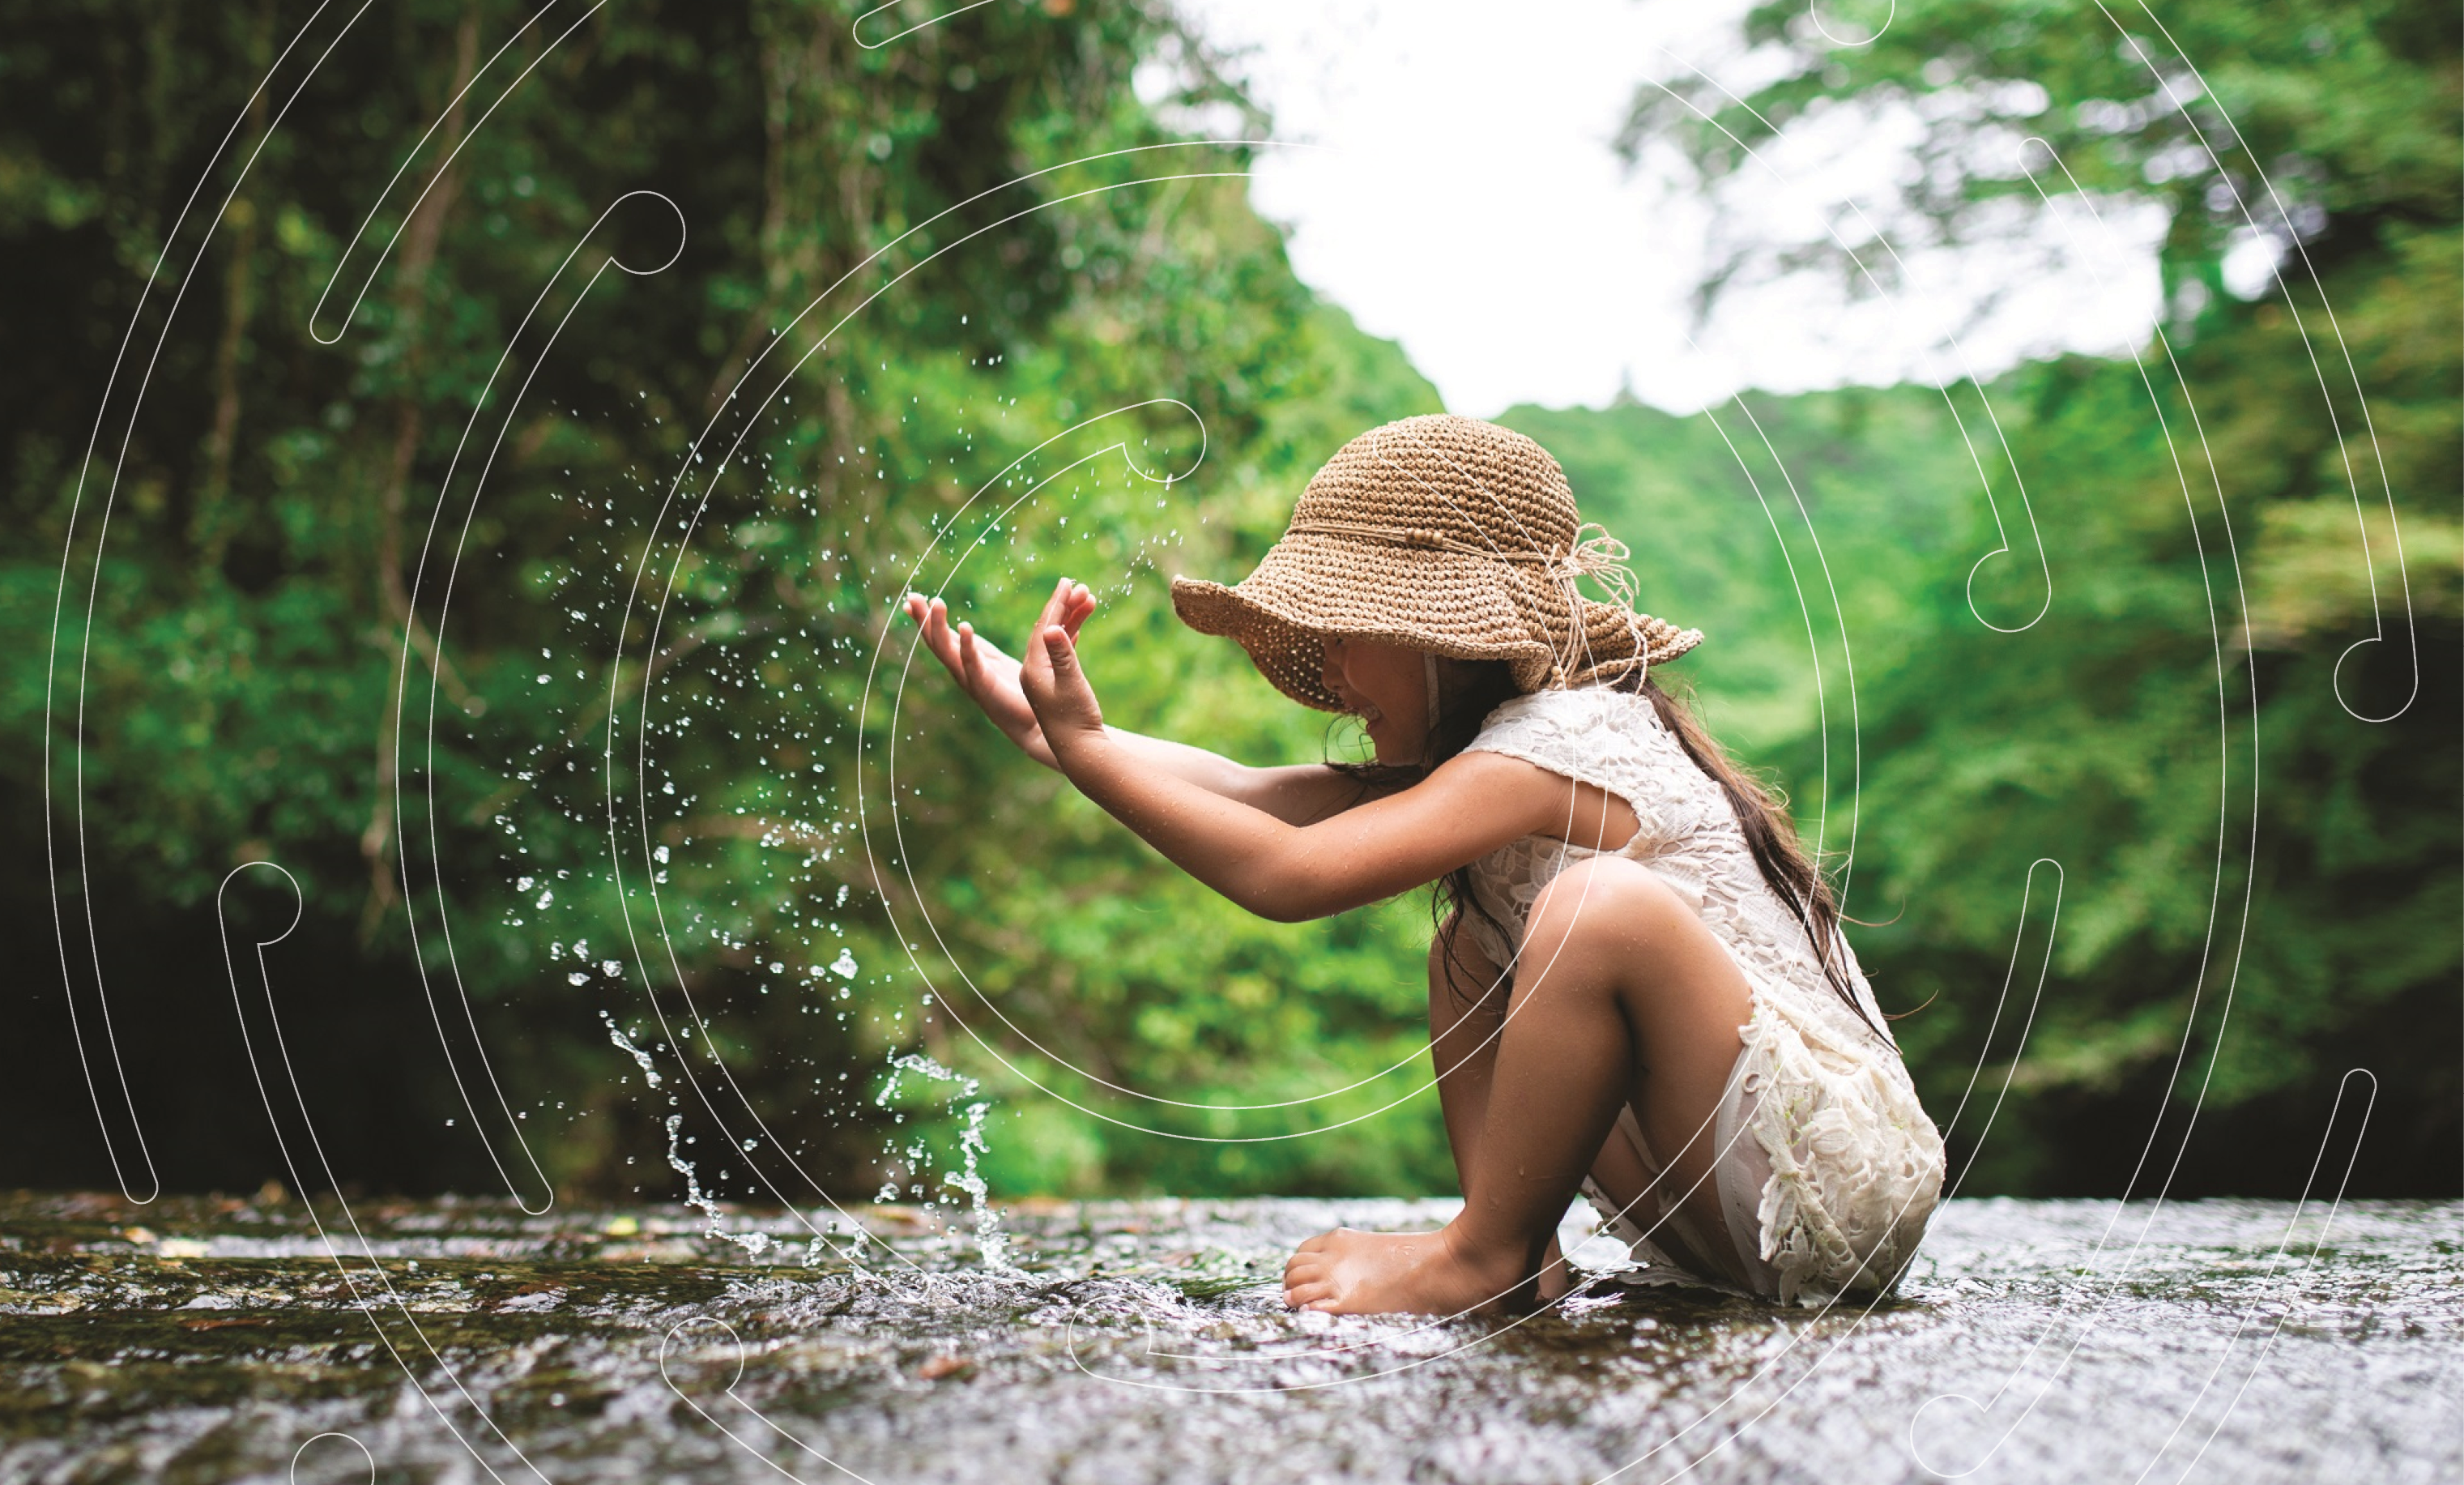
[0,1193,2454,1483]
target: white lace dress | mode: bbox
[1457,685,1946,1305]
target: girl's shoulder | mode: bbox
[1462,684,1733,846]
[1468,683,1664,748]
[1462,685,1675,789]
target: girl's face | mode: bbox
[1320,637,1430,766]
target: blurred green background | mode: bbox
[2,0,2453,1208]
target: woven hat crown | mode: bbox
[1290,413,1580,560]
[1171,414,1703,711]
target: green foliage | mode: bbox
[1619,0,2460,1192]
[0,0,1455,1201]
[1503,387,1986,753]
[1628,0,2461,308]
[2,0,2450,1206]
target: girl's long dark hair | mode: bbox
[1336,659,1888,1042]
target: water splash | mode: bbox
[876,1052,1010,1271]
[601,1011,776,1258]
[600,1011,662,1089]
[663,1113,774,1258]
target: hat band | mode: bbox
[1285,519,1557,564]
[1285,518,1643,610]
[1285,518,1657,688]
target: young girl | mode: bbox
[903,413,1945,1314]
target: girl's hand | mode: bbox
[902,583,1094,769]
[1019,575,1107,756]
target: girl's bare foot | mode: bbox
[1280,1225,1534,1316]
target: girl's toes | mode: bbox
[1283,1279,1334,1308]
[1293,1230,1339,1256]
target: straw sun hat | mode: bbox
[1170,414,1703,712]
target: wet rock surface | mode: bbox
[1,1192,2456,1483]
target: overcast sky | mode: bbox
[1164,0,2168,416]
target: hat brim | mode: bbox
[1171,532,1700,711]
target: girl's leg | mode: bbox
[1426,932,1503,1197]
[1427,932,1596,1300]
[1285,858,1754,1314]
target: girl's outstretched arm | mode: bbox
[904,589,1380,826]
[1016,580,1590,921]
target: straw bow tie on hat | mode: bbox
[1170,414,1703,711]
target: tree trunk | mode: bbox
[363,2,482,939]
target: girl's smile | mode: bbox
[1320,636,1430,766]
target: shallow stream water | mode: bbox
[1,1192,2455,1484]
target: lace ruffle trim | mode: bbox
[1740,1004,1946,1305]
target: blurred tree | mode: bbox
[0,0,1452,1205]
[1620,0,2461,1194]
[5,0,2448,1212]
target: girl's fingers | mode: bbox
[910,585,1086,697]
[908,595,949,663]
[1023,589,1061,667]
[1037,622,1105,725]
[1032,574,1069,635]
[925,599,974,676]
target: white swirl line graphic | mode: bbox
[394,190,692,1214]
[852,0,1003,52]
[216,860,556,1484]
[305,0,608,347]
[46,0,378,1205]
[2108,0,2419,724]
